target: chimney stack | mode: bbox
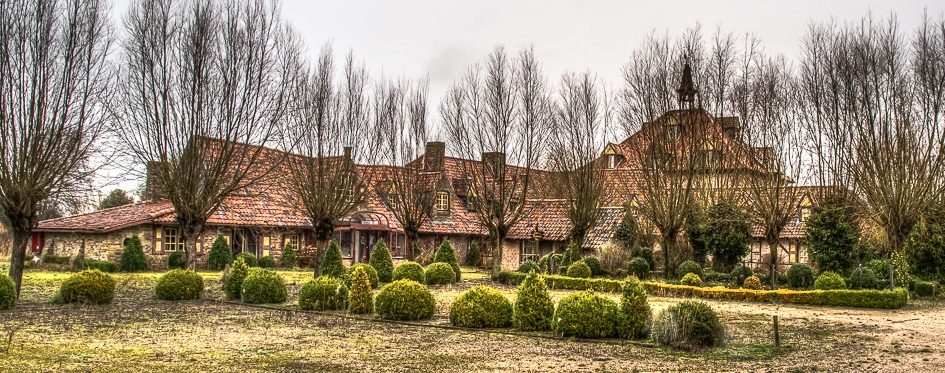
[424,141,445,171]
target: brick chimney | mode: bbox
[482,151,506,178]
[142,161,166,201]
[423,141,445,171]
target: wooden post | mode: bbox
[773,315,780,347]
[889,263,895,290]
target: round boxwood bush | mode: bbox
[786,264,815,289]
[652,301,724,350]
[299,276,349,311]
[155,269,204,300]
[346,263,379,288]
[915,281,939,297]
[369,239,394,283]
[742,275,762,290]
[241,269,287,304]
[258,255,276,268]
[167,250,186,269]
[582,256,603,276]
[554,290,618,338]
[425,262,456,285]
[222,256,250,300]
[846,267,881,290]
[0,274,16,310]
[730,265,753,286]
[814,271,846,290]
[680,273,703,287]
[348,267,374,314]
[207,235,232,271]
[449,286,513,328]
[120,235,148,272]
[518,260,540,274]
[566,261,592,279]
[392,261,425,283]
[236,252,257,267]
[513,272,555,331]
[375,279,435,320]
[618,276,651,339]
[627,257,650,280]
[676,260,703,280]
[58,270,116,305]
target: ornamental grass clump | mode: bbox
[433,239,461,282]
[0,274,16,310]
[786,264,815,289]
[319,241,346,278]
[618,276,651,339]
[814,271,846,290]
[553,290,618,338]
[566,261,592,279]
[155,269,204,300]
[425,262,456,285]
[299,276,348,311]
[222,256,250,300]
[56,270,116,305]
[680,273,703,287]
[652,301,724,350]
[392,261,425,283]
[513,272,554,331]
[368,239,394,283]
[348,267,374,314]
[375,280,435,321]
[241,269,287,304]
[345,263,379,288]
[449,286,512,328]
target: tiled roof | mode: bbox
[507,199,571,241]
[36,201,175,233]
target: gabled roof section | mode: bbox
[36,201,175,233]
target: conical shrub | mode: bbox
[369,239,394,283]
[320,240,346,278]
[348,267,374,314]
[434,239,461,281]
[119,235,148,272]
[207,235,232,271]
[513,271,554,331]
[223,256,249,300]
[618,276,651,339]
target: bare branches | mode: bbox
[0,0,113,292]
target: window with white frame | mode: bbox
[163,227,185,252]
[520,240,540,263]
[435,191,450,212]
[283,234,301,249]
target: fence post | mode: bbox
[773,315,780,348]
[889,263,895,290]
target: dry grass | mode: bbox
[1,267,943,372]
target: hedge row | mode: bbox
[493,271,908,309]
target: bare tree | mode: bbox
[282,46,376,264]
[441,46,551,273]
[799,15,945,279]
[115,0,299,267]
[547,72,609,243]
[376,79,432,259]
[0,0,112,294]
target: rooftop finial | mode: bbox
[677,62,696,105]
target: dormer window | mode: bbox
[606,154,623,169]
[435,191,450,212]
[665,124,680,140]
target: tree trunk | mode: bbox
[182,223,203,270]
[492,233,503,275]
[6,213,36,297]
[406,230,420,260]
[768,239,779,288]
[661,234,675,280]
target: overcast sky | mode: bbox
[100,0,943,200]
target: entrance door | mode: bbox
[357,231,384,263]
[232,229,259,258]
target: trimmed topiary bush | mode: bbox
[207,235,232,271]
[433,239,461,282]
[627,257,650,280]
[814,271,846,290]
[465,241,481,267]
[676,260,703,280]
[155,269,204,300]
[513,272,555,331]
[681,273,703,287]
[554,290,618,338]
[582,256,603,276]
[652,301,724,350]
[346,263,379,288]
[299,276,349,311]
[566,261,592,279]
[369,239,394,283]
[425,262,456,285]
[241,269,287,304]
[281,243,298,268]
[83,259,117,273]
[258,255,276,268]
[450,286,513,328]
[120,235,148,272]
[348,267,373,314]
[167,250,186,269]
[0,274,16,310]
[786,264,815,289]
[618,276,651,339]
[846,267,881,290]
[742,275,762,290]
[375,279,435,320]
[222,256,249,300]
[393,261,425,283]
[237,252,257,267]
[914,281,939,297]
[729,265,753,287]
[518,260,540,274]
[57,270,116,305]
[319,241,346,278]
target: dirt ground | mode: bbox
[0,269,942,372]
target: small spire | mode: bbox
[677,62,696,105]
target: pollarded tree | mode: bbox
[116,0,300,268]
[1,0,112,294]
[702,201,751,272]
[442,46,552,273]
